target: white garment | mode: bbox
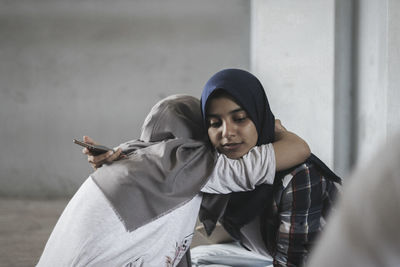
[37,144,275,267]
[202,144,275,194]
[38,177,201,267]
[191,242,273,267]
[307,133,400,267]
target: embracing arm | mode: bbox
[201,143,276,194]
[272,120,310,171]
[201,120,310,194]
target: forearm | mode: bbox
[272,130,310,171]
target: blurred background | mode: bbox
[0,0,399,265]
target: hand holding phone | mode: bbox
[73,139,113,156]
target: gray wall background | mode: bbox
[0,0,250,198]
[251,0,335,170]
[1,0,399,198]
[252,0,400,177]
[355,0,400,165]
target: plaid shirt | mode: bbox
[261,162,340,267]
[200,161,340,267]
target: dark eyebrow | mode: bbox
[230,108,245,114]
[206,108,245,118]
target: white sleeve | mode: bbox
[201,143,276,194]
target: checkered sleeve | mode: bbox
[273,164,327,267]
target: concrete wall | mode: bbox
[355,0,400,166]
[387,0,400,138]
[2,0,398,197]
[0,0,250,198]
[251,0,400,176]
[251,0,335,168]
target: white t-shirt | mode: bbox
[37,144,275,267]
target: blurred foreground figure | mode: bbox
[308,133,400,267]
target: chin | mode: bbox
[224,151,245,159]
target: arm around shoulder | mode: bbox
[272,120,310,171]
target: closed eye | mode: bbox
[233,111,249,123]
[209,121,221,128]
[234,117,247,122]
[207,117,221,128]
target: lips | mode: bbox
[221,142,242,151]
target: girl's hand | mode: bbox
[272,120,311,171]
[82,136,125,170]
[274,119,287,133]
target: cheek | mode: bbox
[244,123,258,146]
[207,128,219,146]
[250,129,258,146]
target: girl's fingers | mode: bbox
[83,136,98,145]
[105,148,123,163]
[88,150,114,165]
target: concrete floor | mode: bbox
[0,198,226,267]
[0,198,68,267]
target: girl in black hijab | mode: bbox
[200,68,341,267]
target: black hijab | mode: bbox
[201,68,275,146]
[199,69,341,238]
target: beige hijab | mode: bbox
[91,95,215,232]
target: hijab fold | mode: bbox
[92,95,215,232]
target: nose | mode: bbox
[222,120,235,138]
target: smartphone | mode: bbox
[73,139,113,156]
